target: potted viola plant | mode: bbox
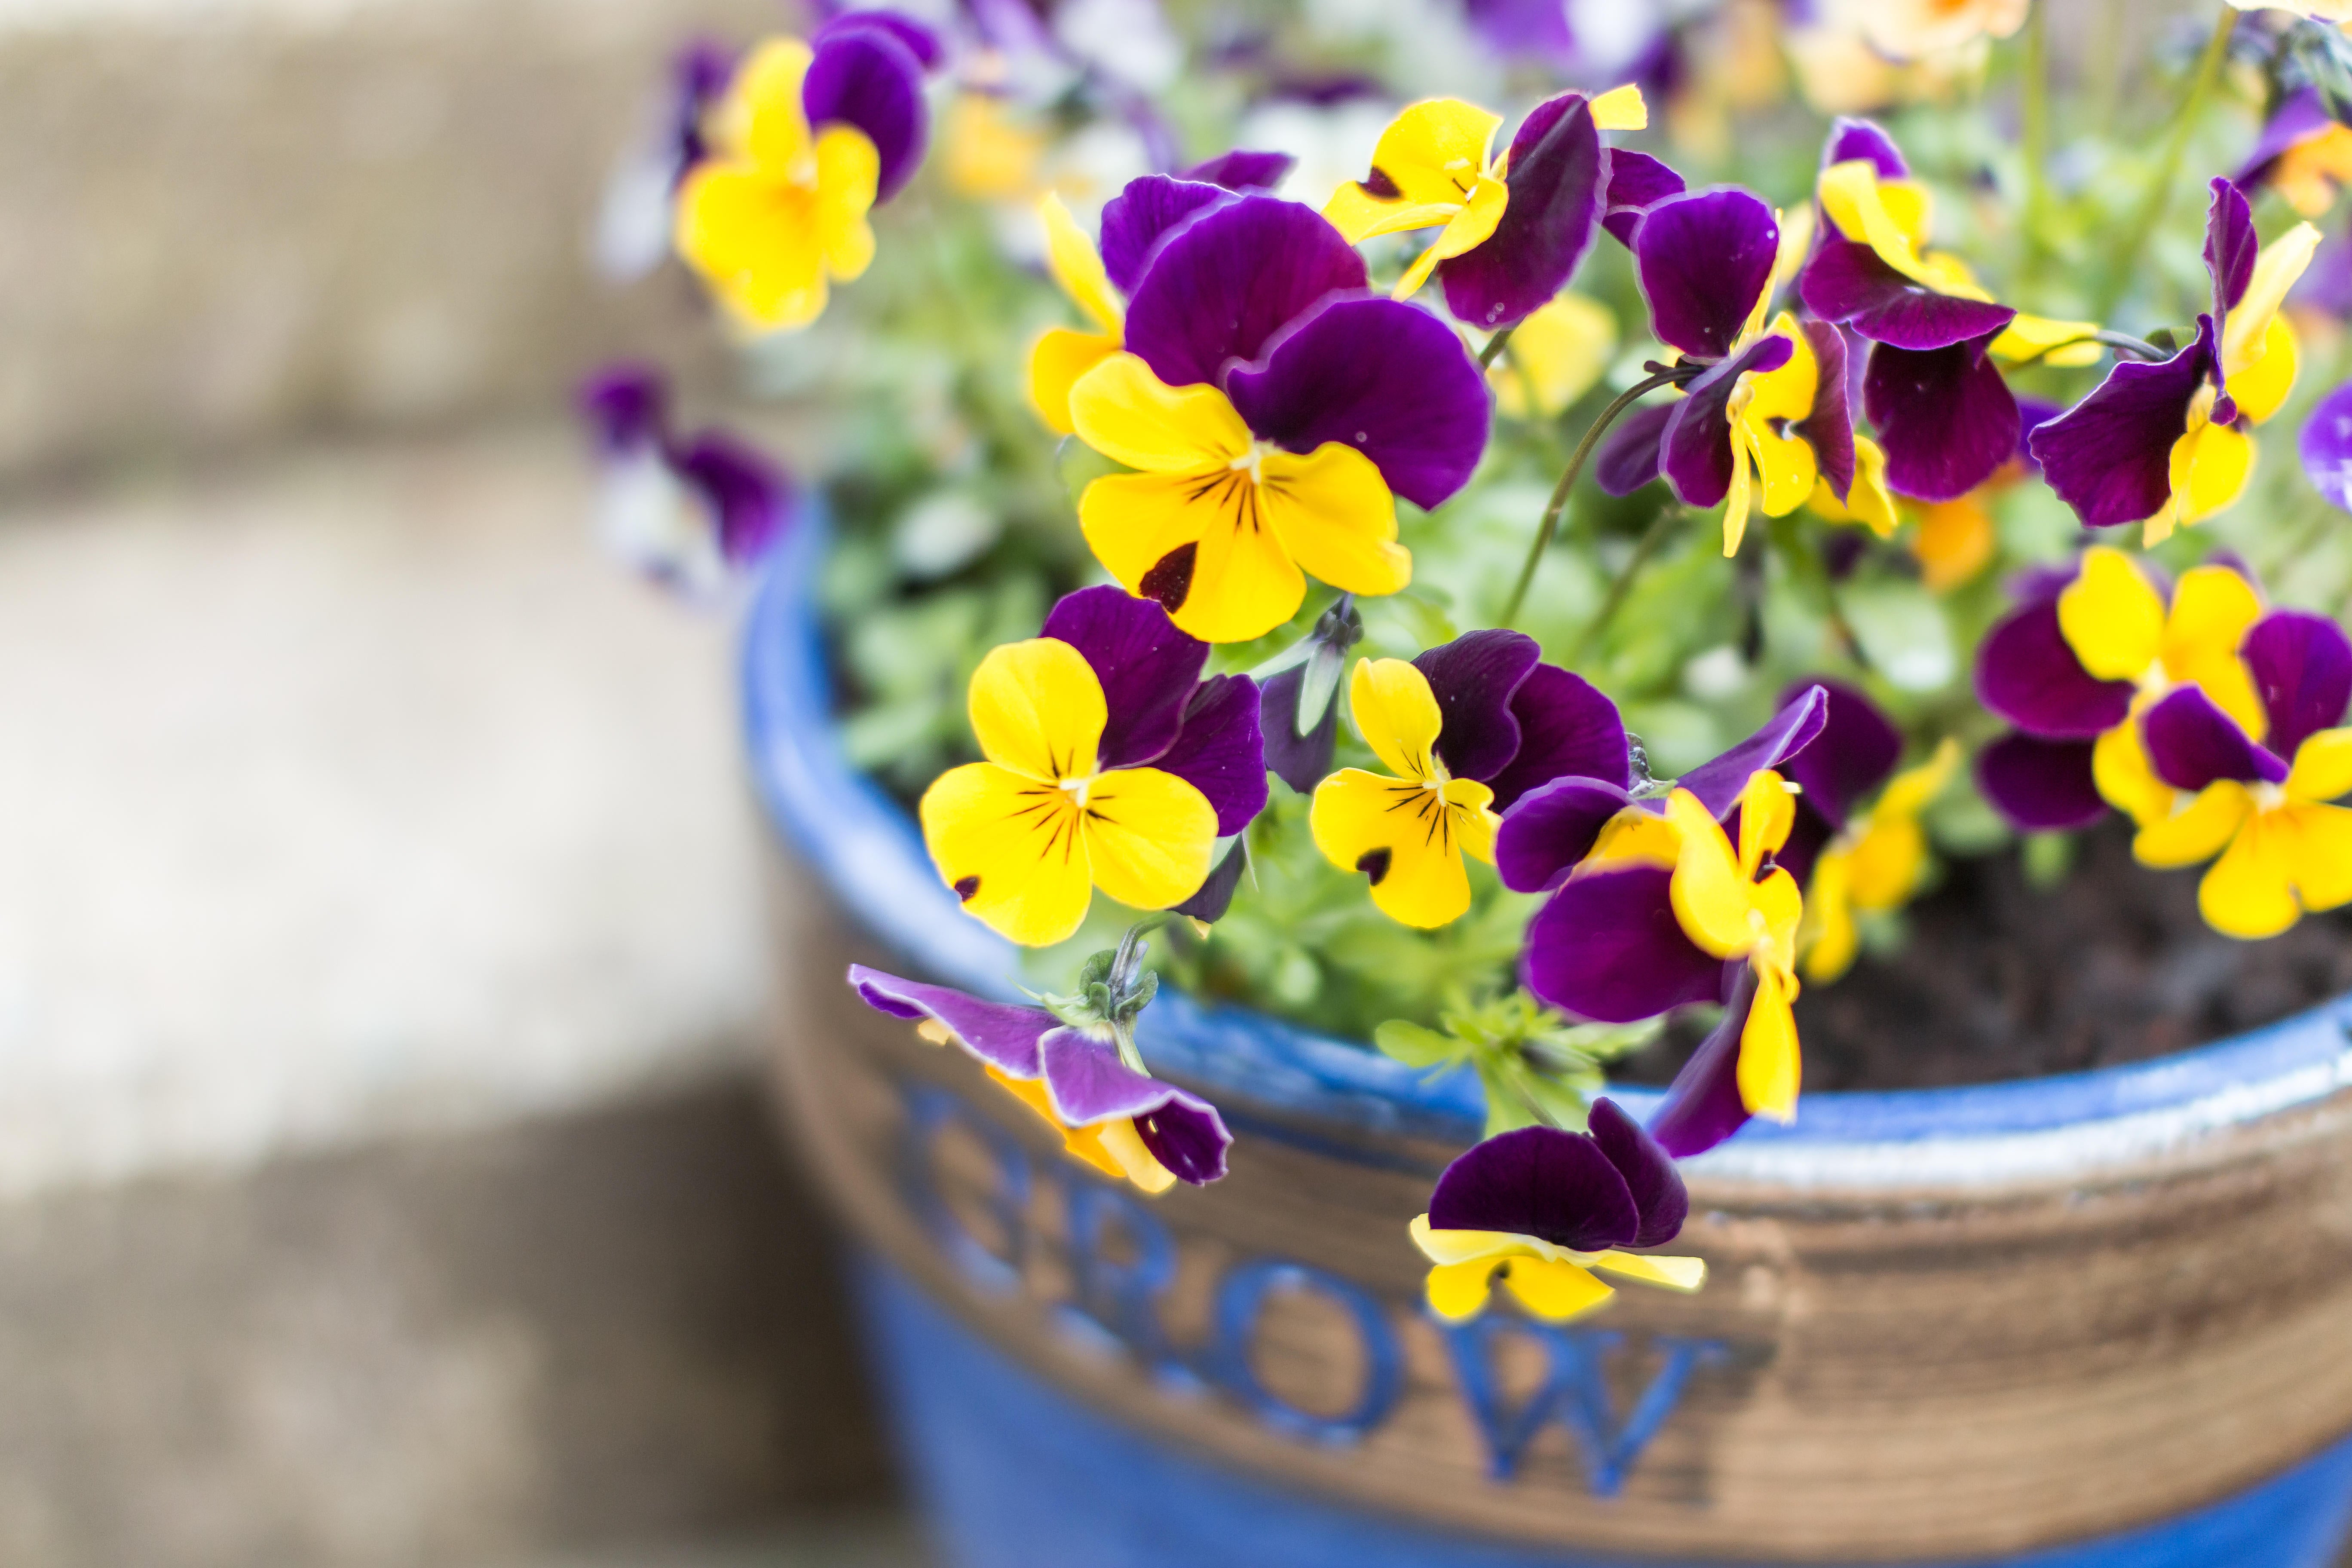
[584,0,2352,1562]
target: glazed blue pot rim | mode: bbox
[742,511,2352,1188]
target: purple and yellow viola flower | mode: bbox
[1323,86,1646,328]
[1974,547,2267,833]
[849,965,1230,1192]
[1067,194,1490,643]
[576,363,793,598]
[1026,157,1299,435]
[595,39,739,282]
[2124,612,2352,938]
[2239,87,2352,220]
[920,586,1267,946]
[2033,179,2319,546]
[674,14,934,333]
[1797,119,2026,503]
[1597,188,1859,555]
[1412,1103,1704,1323]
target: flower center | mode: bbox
[1226,442,1273,485]
[2253,780,2288,812]
[1058,774,1096,806]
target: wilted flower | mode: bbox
[576,363,792,598]
[921,587,1266,946]
[1411,1105,1704,1323]
[1324,87,1647,328]
[849,959,1231,1191]
[1067,195,1489,642]
[2033,179,2318,545]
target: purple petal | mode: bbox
[1601,150,1687,248]
[2016,395,2064,477]
[1823,117,1908,178]
[812,9,942,69]
[579,363,667,454]
[1172,836,1247,922]
[1522,865,1726,1023]
[1591,401,1670,496]
[1179,149,1297,192]
[1495,777,1635,893]
[803,25,929,203]
[1152,674,1269,836]
[1413,630,1541,784]
[1259,664,1341,795]
[1659,334,1795,508]
[1122,194,1369,390]
[2030,317,2216,530]
[1677,684,1830,818]
[671,431,793,567]
[2239,88,2336,190]
[1799,239,2018,350]
[2300,381,2352,510]
[1225,293,1490,511]
[1486,665,1631,812]
[1977,734,2109,831]
[1632,188,1779,361]
[1863,332,2021,502]
[1039,1029,1231,1185]
[1438,91,1606,331]
[2143,685,2288,790]
[846,964,1054,1076]
[1426,1125,1639,1253]
[1462,0,1578,70]
[1649,967,1753,1159]
[2205,176,2258,321]
[1777,678,1900,833]
[1973,599,2132,738]
[1042,585,1208,771]
[2246,610,2352,760]
[1098,176,1234,297]
[664,40,736,178]
[1792,317,1857,501]
[1586,1098,1687,1248]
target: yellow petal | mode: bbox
[814,125,879,280]
[1817,160,1937,287]
[1876,736,1963,821]
[2285,801,2352,913]
[1078,469,1214,603]
[921,762,1095,946]
[1752,864,1804,963]
[1736,769,1797,874]
[1589,83,1648,131]
[1363,98,1505,209]
[1091,1115,1179,1194]
[2058,546,2166,682]
[2223,222,2321,381]
[1722,434,1757,557]
[988,1067,1130,1180]
[1028,327,1121,436]
[1500,1256,1615,1322]
[2133,781,2253,867]
[674,164,830,331]
[1738,963,1802,1122]
[1425,1258,1503,1321]
[2225,312,2300,426]
[1079,466,1308,645]
[2199,810,2302,938]
[1039,192,1123,334]
[2161,564,2267,737]
[968,637,1106,782]
[1445,778,1501,865]
[1348,658,1446,780]
[1584,807,1682,869]
[1666,788,1755,957]
[1989,313,2104,368]
[1810,436,1900,537]
[1069,352,1252,473]
[1799,847,1859,983]
[1392,175,1508,299]
[1310,766,1477,928]
[1258,444,1411,601]
[942,93,1047,200]
[2288,729,2352,803]
[1322,183,1465,246]
[1080,766,1218,912]
[716,38,815,173]
[1591,1251,1706,1291]
[2094,713,2180,829]
[1491,293,1616,419]
[2159,419,2254,541]
[1410,1213,1528,1265]
[2272,126,2352,219]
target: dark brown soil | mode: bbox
[1620,822,2352,1092]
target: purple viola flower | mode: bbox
[1771,678,1902,891]
[1177,149,1296,191]
[849,964,1231,1190]
[1599,151,1687,248]
[2301,382,2352,510]
[594,39,738,282]
[2237,86,2352,220]
[577,363,793,599]
[1409,1102,1705,1324]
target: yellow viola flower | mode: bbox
[1722,310,1835,555]
[1027,194,1127,435]
[1800,739,1960,983]
[1665,774,1805,1122]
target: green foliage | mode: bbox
[1372,991,1662,1138]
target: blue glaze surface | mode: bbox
[859,1255,2352,1568]
[742,515,2352,1153]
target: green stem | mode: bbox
[1477,325,1517,370]
[1499,369,1685,629]
[1568,505,1679,663]
[2095,4,2236,319]
[2021,1,2051,276]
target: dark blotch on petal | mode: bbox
[2142,686,2288,792]
[1140,543,1197,610]
[1043,585,1208,771]
[1587,1098,1687,1248]
[2246,610,2352,760]
[1864,332,2020,502]
[1972,599,2132,738]
[1123,194,1369,389]
[1427,1124,1639,1252]
[954,876,980,901]
[1414,629,1541,784]
[1522,864,1726,1023]
[1677,685,1829,819]
[1486,665,1632,812]
[1357,847,1393,885]
[1650,966,1754,1159]
[1439,91,1606,330]
[2030,316,2216,529]
[1633,188,1780,361]
[1976,733,2108,830]
[1154,674,1269,836]
[1098,175,1232,297]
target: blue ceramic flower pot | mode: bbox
[743,522,2352,1568]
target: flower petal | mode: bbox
[2200,808,2303,939]
[1038,1029,1231,1185]
[1600,150,1687,248]
[1494,777,1636,892]
[1121,194,1369,391]
[811,11,940,69]
[1309,767,1482,928]
[1259,663,1343,795]
[1501,1256,1616,1320]
[1424,1257,1502,1321]
[1800,238,2017,350]
[1028,326,1121,436]
[1792,317,1858,501]
[2158,564,2268,735]
[1357,98,1504,210]
[1666,789,1756,958]
[1978,734,2107,830]
[1485,665,1632,812]
[1587,1098,1688,1248]
[1413,630,1542,784]
[2205,176,2259,325]
[675,163,830,330]
[1257,442,1412,600]
[2056,545,2167,681]
[579,363,667,453]
[2300,381,2352,509]
[1348,657,1443,779]
[1974,599,2131,738]
[2095,714,2180,828]
[1594,401,1674,496]
[1522,864,1728,1022]
[1737,965,1801,1122]
[2285,800,2352,912]
[1649,966,1753,1158]
[1134,1092,1232,1184]
[1179,149,1297,191]
[2142,686,2288,792]
[845,964,1055,1077]
[1633,187,1780,361]
[671,430,793,567]
[1225,294,1491,511]
[1172,834,1248,923]
[2246,610,2352,761]
[1777,678,1900,833]
[920,762,1095,945]
[2289,729,2352,804]
[1660,334,1796,508]
[1041,586,1207,770]
[1426,1124,1639,1252]
[967,637,1106,781]
[1151,674,1269,835]
[2134,781,2253,868]
[1082,765,1219,911]
[1862,333,2021,502]
[1070,352,1252,472]
[1677,684,1830,818]
[1824,117,1908,179]
[1040,192,1124,332]
[1098,175,1231,297]
[1438,91,1607,330]
[2031,316,2217,529]
[802,24,928,202]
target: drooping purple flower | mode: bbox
[1257,596,1363,795]
[2032,316,2226,530]
[576,363,793,597]
[1863,330,2022,502]
[848,964,1231,1187]
[1426,1102,1688,1252]
[1648,965,1755,1159]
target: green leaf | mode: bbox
[1373,1020,1460,1068]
